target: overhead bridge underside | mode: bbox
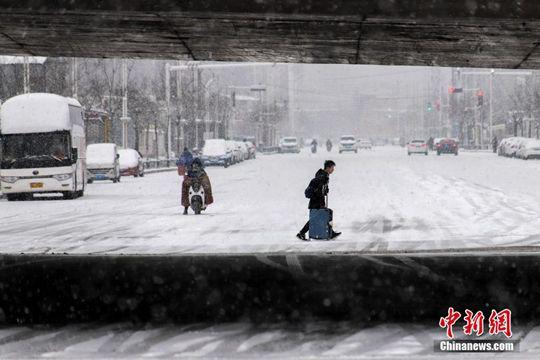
[0,0,540,68]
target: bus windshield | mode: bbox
[0,131,71,169]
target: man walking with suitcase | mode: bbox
[297,160,341,241]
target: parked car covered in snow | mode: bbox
[234,141,247,161]
[497,137,512,156]
[508,137,527,157]
[225,140,243,164]
[407,139,428,155]
[118,148,144,177]
[244,141,256,159]
[201,139,233,167]
[86,143,121,183]
[239,141,251,160]
[516,139,540,160]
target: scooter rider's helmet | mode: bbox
[192,158,203,167]
[191,158,204,172]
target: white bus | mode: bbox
[0,93,86,201]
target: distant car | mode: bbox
[280,137,301,153]
[516,139,540,160]
[235,141,248,161]
[407,139,428,155]
[501,137,523,157]
[245,141,256,159]
[118,149,144,177]
[436,138,458,156]
[240,142,251,160]
[497,138,511,156]
[201,139,233,167]
[339,135,358,153]
[433,138,444,150]
[226,140,243,164]
[358,139,372,150]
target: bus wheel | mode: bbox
[6,193,23,201]
[63,191,77,200]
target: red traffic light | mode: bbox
[448,87,463,94]
[476,89,484,97]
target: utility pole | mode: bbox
[438,83,443,137]
[120,59,130,149]
[71,58,78,99]
[176,60,183,153]
[204,77,215,140]
[288,64,296,134]
[489,69,494,143]
[23,56,30,93]
[165,62,171,159]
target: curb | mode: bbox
[145,167,178,174]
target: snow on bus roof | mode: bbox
[0,56,47,65]
[0,93,81,134]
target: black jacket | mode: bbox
[307,169,329,209]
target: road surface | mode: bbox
[1,146,540,255]
[0,321,537,358]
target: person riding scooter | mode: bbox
[326,139,333,152]
[311,139,318,154]
[181,158,214,215]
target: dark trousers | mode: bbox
[299,208,333,235]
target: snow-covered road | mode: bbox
[2,146,540,255]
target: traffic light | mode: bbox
[232,91,236,107]
[435,98,441,111]
[476,89,484,106]
[427,102,433,112]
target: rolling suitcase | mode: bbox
[309,196,333,240]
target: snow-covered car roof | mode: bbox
[203,139,228,156]
[524,139,540,148]
[87,143,117,163]
[118,149,140,168]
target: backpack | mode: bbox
[304,183,315,199]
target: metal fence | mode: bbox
[143,159,176,169]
